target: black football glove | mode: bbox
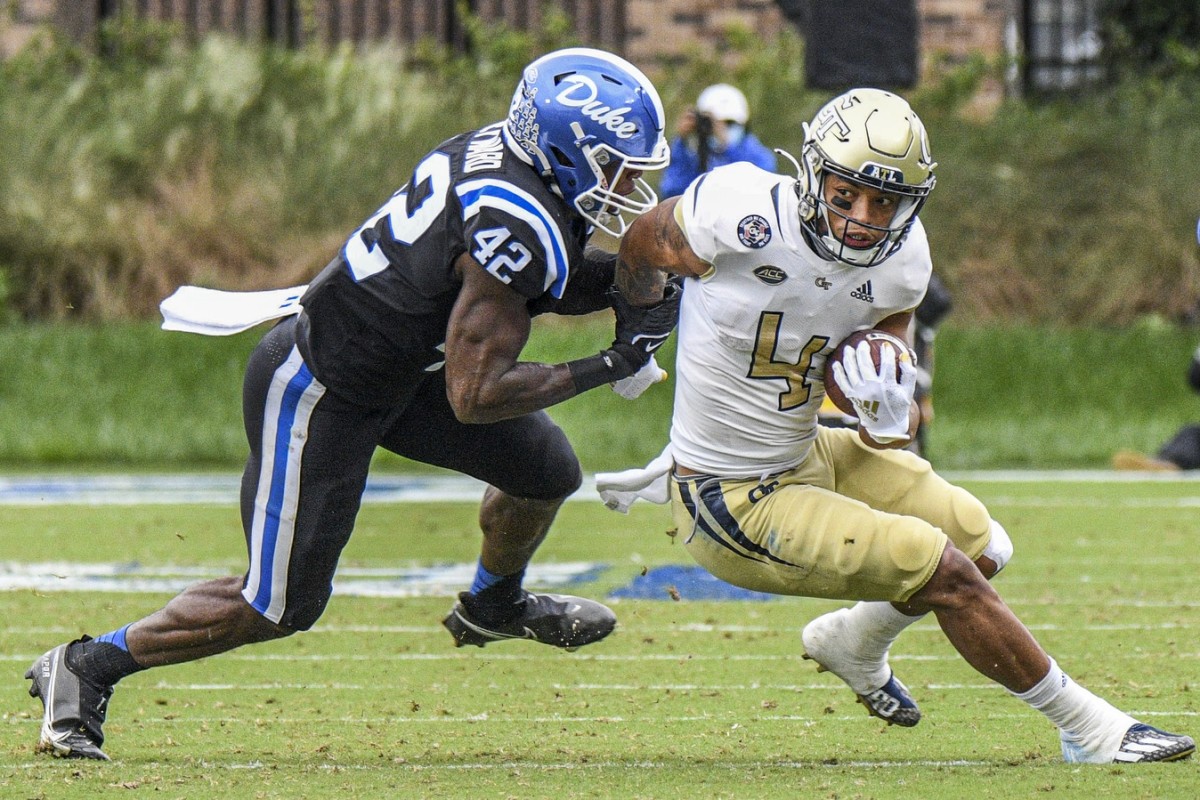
[606,278,682,370]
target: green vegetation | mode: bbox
[1102,0,1200,78]
[0,319,1196,471]
[1,19,1199,324]
[928,321,1200,469]
[0,14,1197,471]
[2,479,1199,797]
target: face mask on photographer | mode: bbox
[696,84,750,155]
[723,122,746,147]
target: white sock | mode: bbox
[843,601,925,686]
[1013,658,1134,756]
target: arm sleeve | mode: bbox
[527,246,615,317]
[675,173,723,264]
[676,163,776,265]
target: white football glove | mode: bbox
[611,355,668,400]
[831,340,917,444]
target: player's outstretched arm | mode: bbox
[579,196,706,399]
[445,253,580,424]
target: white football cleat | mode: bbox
[801,608,921,727]
[1062,723,1195,764]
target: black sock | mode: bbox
[464,570,526,625]
[66,636,146,687]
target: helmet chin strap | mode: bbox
[502,125,561,197]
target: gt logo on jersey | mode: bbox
[753,265,787,285]
[737,215,772,248]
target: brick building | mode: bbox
[2,1,1011,65]
[624,0,1012,76]
[5,2,1095,98]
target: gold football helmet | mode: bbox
[785,88,937,267]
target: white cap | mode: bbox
[696,83,750,124]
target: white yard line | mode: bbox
[0,471,1198,505]
[2,757,1001,769]
[0,560,604,596]
[3,649,1199,664]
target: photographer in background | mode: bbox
[1112,219,1200,472]
[659,83,776,198]
[1112,342,1200,471]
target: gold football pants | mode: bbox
[671,426,992,603]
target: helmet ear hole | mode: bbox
[549,146,575,169]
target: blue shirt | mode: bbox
[659,133,777,198]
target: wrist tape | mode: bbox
[567,350,630,394]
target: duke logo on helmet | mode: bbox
[504,48,670,238]
[552,75,640,139]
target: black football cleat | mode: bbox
[26,639,114,760]
[443,591,616,651]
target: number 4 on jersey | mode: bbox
[748,311,829,411]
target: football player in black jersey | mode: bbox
[26,48,678,760]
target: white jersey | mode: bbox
[670,163,932,477]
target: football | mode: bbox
[823,329,913,416]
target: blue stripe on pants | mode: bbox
[250,361,315,612]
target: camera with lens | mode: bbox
[692,109,714,171]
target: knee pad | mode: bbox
[981,519,1014,573]
[945,484,992,557]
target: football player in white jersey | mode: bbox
[612,88,1193,763]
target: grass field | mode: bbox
[4,320,1200,471]
[2,476,1199,798]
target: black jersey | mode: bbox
[295,122,590,407]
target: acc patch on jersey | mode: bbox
[737,215,772,248]
[752,265,787,285]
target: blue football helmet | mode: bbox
[505,48,669,237]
